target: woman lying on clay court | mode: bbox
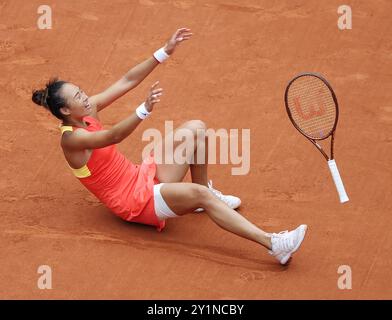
[32,28,307,265]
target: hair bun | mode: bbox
[32,78,67,120]
[32,88,49,108]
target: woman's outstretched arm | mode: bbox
[63,82,163,151]
[89,28,192,112]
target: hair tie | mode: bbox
[41,88,49,106]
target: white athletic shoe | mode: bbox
[194,180,241,213]
[269,224,308,265]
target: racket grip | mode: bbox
[328,159,349,203]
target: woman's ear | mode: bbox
[60,106,71,117]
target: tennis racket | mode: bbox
[284,72,349,203]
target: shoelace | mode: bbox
[208,181,240,208]
[208,180,223,198]
[272,230,294,251]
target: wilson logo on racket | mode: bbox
[293,96,327,121]
[285,72,349,203]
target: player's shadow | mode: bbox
[91,207,288,273]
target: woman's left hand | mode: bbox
[164,28,193,55]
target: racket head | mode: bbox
[284,72,339,141]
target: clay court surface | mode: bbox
[1,0,391,299]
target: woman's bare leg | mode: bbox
[160,182,272,249]
[190,129,208,186]
[151,120,209,186]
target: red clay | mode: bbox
[1,0,391,299]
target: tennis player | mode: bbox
[32,28,307,265]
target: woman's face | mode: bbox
[60,83,92,119]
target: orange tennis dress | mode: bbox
[59,116,166,232]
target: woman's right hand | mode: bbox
[145,81,163,112]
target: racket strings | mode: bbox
[286,76,336,139]
[289,84,335,136]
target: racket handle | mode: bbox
[328,159,349,203]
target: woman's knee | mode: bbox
[183,119,207,134]
[184,120,208,151]
[189,183,213,206]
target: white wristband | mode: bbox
[153,47,170,63]
[135,102,151,120]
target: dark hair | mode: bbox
[32,78,68,120]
